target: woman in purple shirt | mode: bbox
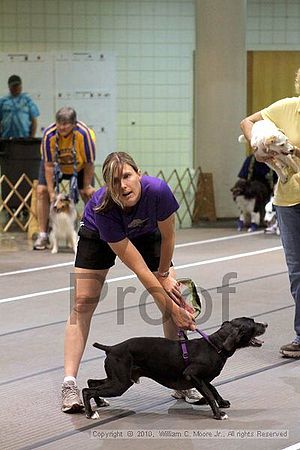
[61,152,201,412]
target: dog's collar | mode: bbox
[178,328,222,366]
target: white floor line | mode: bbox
[175,230,264,248]
[0,261,74,277]
[0,245,283,305]
[281,443,300,450]
[176,245,282,270]
[0,230,267,278]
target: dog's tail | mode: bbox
[93,342,111,353]
[238,134,247,144]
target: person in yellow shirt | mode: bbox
[34,107,96,250]
[240,68,300,359]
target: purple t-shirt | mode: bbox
[83,175,179,242]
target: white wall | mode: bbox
[1,0,300,216]
[247,0,300,50]
[0,0,195,175]
[194,0,247,218]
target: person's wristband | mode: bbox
[158,270,170,278]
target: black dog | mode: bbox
[231,179,271,231]
[82,317,267,420]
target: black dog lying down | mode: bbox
[83,317,267,420]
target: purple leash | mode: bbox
[195,327,222,354]
[178,330,190,366]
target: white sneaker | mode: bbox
[172,388,202,403]
[61,380,84,413]
[33,233,50,250]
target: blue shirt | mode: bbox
[0,93,40,138]
[83,175,180,242]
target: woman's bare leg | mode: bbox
[64,267,109,377]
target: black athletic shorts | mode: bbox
[75,225,172,272]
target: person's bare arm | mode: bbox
[30,117,38,137]
[109,238,195,331]
[44,162,55,202]
[240,111,263,142]
[82,162,95,199]
[156,213,183,302]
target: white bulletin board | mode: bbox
[0,52,116,164]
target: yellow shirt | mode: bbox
[41,121,96,175]
[261,97,300,206]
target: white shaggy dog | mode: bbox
[239,120,300,183]
[49,193,78,254]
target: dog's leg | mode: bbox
[83,356,134,419]
[87,379,110,407]
[83,380,133,419]
[237,214,244,232]
[265,160,287,183]
[277,154,300,173]
[66,230,77,252]
[187,373,228,420]
[87,378,107,388]
[249,211,260,232]
[49,232,58,254]
[205,382,230,408]
[72,230,78,253]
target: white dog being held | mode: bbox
[49,193,78,254]
[239,120,300,183]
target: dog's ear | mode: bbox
[222,327,240,352]
[265,136,276,145]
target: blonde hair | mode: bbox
[295,68,300,94]
[95,152,139,213]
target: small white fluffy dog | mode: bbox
[239,120,300,183]
[49,193,78,254]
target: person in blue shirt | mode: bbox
[0,75,40,138]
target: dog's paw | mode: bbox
[51,248,58,254]
[218,399,231,408]
[214,411,228,420]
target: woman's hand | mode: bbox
[158,275,195,315]
[171,303,196,331]
[49,191,56,203]
[82,185,95,199]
